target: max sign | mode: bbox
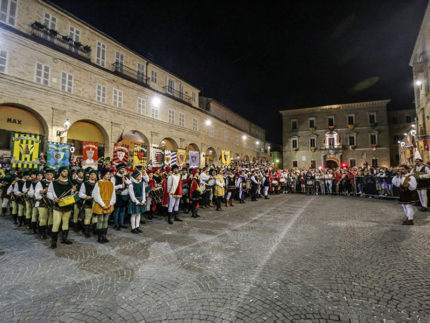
[7,117,22,125]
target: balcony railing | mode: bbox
[320,145,344,151]
[112,62,149,85]
[30,22,91,61]
[162,86,192,104]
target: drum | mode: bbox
[279,178,286,183]
[150,186,164,204]
[271,180,278,186]
[58,195,79,207]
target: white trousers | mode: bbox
[263,186,269,196]
[226,192,232,200]
[417,189,428,208]
[146,196,152,211]
[402,204,414,220]
[130,213,141,229]
[168,196,180,212]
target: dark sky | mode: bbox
[51,0,427,144]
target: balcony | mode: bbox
[320,145,344,151]
[162,86,192,105]
[30,22,91,61]
[112,62,149,86]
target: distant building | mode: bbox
[387,108,416,166]
[280,100,392,169]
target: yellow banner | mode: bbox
[405,149,411,159]
[221,150,231,165]
[133,144,147,168]
[418,140,425,153]
[11,132,42,169]
[177,149,186,166]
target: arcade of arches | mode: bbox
[0,104,262,165]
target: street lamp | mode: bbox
[276,159,280,163]
[56,119,71,137]
[205,119,212,126]
[416,80,423,86]
[242,135,247,140]
[255,141,260,145]
[152,97,161,107]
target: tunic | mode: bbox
[128,179,147,214]
[92,181,115,215]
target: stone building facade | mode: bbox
[0,0,267,166]
[280,100,392,169]
[410,0,430,163]
[387,108,416,166]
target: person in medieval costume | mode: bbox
[92,168,116,243]
[0,174,12,217]
[250,170,260,201]
[167,165,183,224]
[7,175,17,223]
[161,166,171,217]
[393,164,419,225]
[146,170,157,218]
[72,169,85,232]
[111,163,131,230]
[35,168,54,240]
[189,169,202,218]
[235,171,246,203]
[214,169,225,211]
[14,171,30,227]
[28,170,43,234]
[262,171,270,199]
[78,169,97,238]
[128,170,148,233]
[199,168,210,208]
[47,167,76,249]
[180,167,191,213]
[225,169,237,207]
[411,150,430,212]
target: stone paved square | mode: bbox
[0,194,430,322]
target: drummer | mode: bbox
[47,166,76,249]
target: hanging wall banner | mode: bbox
[133,144,147,168]
[221,150,231,165]
[82,141,98,169]
[189,151,199,169]
[170,151,177,166]
[152,147,165,167]
[112,142,129,165]
[47,142,70,170]
[11,132,41,170]
[177,149,186,167]
[164,150,171,166]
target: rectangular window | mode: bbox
[372,158,378,168]
[348,114,355,125]
[0,49,7,73]
[168,109,175,124]
[44,12,57,30]
[291,120,298,130]
[112,88,123,108]
[193,118,198,131]
[137,63,144,82]
[151,106,159,119]
[406,115,412,123]
[310,160,316,169]
[151,70,157,83]
[0,0,17,26]
[61,71,73,93]
[179,112,185,127]
[192,92,196,102]
[209,126,214,137]
[96,84,106,103]
[166,77,175,94]
[328,137,335,147]
[309,138,316,148]
[96,41,106,67]
[328,116,335,127]
[369,113,376,124]
[293,160,298,168]
[115,51,124,72]
[178,84,184,99]
[349,135,355,146]
[35,63,50,86]
[292,138,298,149]
[370,134,377,146]
[309,118,315,129]
[350,159,356,167]
[137,97,146,115]
[69,26,81,42]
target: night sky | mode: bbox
[51,0,428,144]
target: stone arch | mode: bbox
[235,153,241,161]
[160,137,178,151]
[0,104,50,154]
[205,147,217,164]
[243,155,250,162]
[252,156,257,163]
[185,143,200,152]
[67,119,109,158]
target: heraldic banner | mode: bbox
[47,142,70,169]
[151,147,164,167]
[82,141,98,169]
[164,150,171,166]
[133,144,147,168]
[113,142,129,165]
[221,150,231,165]
[177,149,186,167]
[11,132,42,170]
[189,151,199,169]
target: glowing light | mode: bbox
[416,80,422,86]
[397,140,401,144]
[275,159,280,163]
[411,130,417,136]
[205,119,212,126]
[64,119,71,130]
[256,141,260,145]
[242,135,247,140]
[403,133,407,136]
[152,97,161,107]
[341,162,348,168]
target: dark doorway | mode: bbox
[326,160,338,169]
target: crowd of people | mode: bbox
[0,155,429,249]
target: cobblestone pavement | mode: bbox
[1,194,430,322]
